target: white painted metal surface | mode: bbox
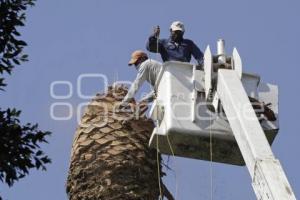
[217,69,296,200]
[204,46,213,100]
[191,65,198,122]
[233,47,242,78]
[149,61,279,165]
[217,39,226,63]
[148,39,296,199]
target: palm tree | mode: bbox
[66,85,173,200]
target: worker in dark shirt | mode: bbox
[146,21,204,68]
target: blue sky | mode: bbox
[1,0,299,199]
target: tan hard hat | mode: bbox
[128,50,148,66]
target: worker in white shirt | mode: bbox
[120,50,162,108]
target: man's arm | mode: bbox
[146,26,161,53]
[191,41,204,66]
[146,34,162,53]
[121,66,147,105]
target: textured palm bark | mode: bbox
[66,85,170,200]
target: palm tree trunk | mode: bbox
[66,85,172,200]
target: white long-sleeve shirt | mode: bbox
[122,59,162,104]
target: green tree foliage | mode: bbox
[0,0,34,90]
[0,108,51,185]
[0,1,51,199]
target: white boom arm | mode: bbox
[217,69,296,200]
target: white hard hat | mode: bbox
[170,21,185,32]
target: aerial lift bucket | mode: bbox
[148,43,279,166]
[148,39,296,199]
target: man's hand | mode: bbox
[153,25,160,38]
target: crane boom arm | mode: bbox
[217,69,296,200]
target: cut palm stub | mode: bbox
[67,85,174,200]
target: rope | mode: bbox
[209,110,213,200]
[153,26,164,200]
[166,134,179,199]
[153,26,178,200]
[156,134,163,200]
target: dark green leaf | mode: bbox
[12,58,20,65]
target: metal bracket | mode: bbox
[233,47,242,79]
[204,45,213,100]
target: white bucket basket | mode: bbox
[149,61,279,165]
